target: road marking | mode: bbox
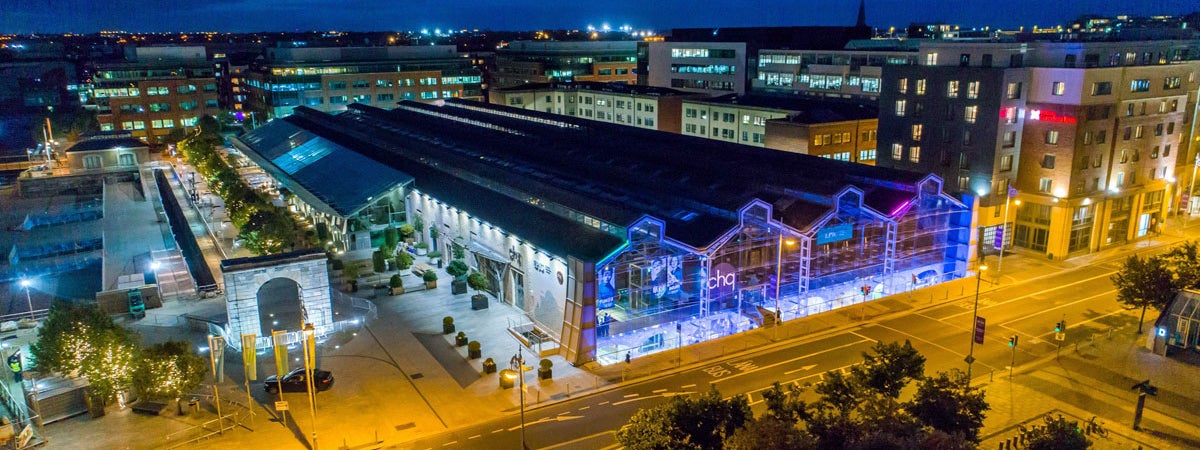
[541,431,617,450]
[578,406,590,411]
[599,401,610,405]
[467,435,480,440]
[709,338,872,384]
[652,388,667,393]
[998,290,1115,326]
[623,393,639,398]
[492,429,504,434]
[1030,308,1133,339]
[783,364,818,375]
[442,441,457,446]
[681,384,696,389]
[942,272,1117,320]
[614,395,658,406]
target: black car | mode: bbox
[264,368,334,394]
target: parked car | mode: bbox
[914,269,939,286]
[264,368,334,394]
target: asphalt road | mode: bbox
[397,253,1145,450]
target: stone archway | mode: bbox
[221,249,332,344]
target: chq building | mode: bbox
[232,99,972,366]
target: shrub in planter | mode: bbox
[429,227,440,240]
[468,340,481,359]
[384,227,399,248]
[415,242,429,255]
[452,242,466,260]
[538,359,553,380]
[372,250,386,273]
[389,274,404,295]
[482,357,497,374]
[423,270,438,289]
[446,260,470,279]
[468,271,489,310]
[455,331,468,347]
[394,251,414,270]
[442,316,455,334]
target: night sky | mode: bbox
[1,0,1196,33]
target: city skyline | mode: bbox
[1,0,1197,34]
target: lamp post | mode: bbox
[966,264,987,384]
[516,345,526,450]
[774,235,796,333]
[301,323,318,450]
[19,278,34,320]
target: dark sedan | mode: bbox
[264,368,334,394]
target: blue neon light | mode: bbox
[816,223,854,245]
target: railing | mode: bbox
[0,309,50,323]
[246,296,378,351]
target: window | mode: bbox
[959,53,971,67]
[967,81,980,99]
[911,124,923,141]
[1052,81,1066,95]
[1123,127,1132,140]
[1164,76,1182,90]
[329,95,348,104]
[1164,144,1171,157]
[1091,81,1112,96]
[859,149,876,161]
[1151,146,1160,159]
[962,129,972,146]
[1006,82,1022,99]
[958,176,970,191]
[1002,106,1017,124]
[1155,123,1164,136]
[132,121,145,130]
[685,108,697,118]
[925,53,938,65]
[915,79,927,95]
[1042,154,1056,169]
[352,80,369,89]
[1083,131,1092,144]
[377,93,394,101]
[894,100,907,117]
[1135,125,1144,139]
[1168,122,1175,135]
[1096,130,1107,144]
[891,143,903,160]
[946,80,959,98]
[1002,131,1017,148]
[722,113,735,123]
[328,81,346,90]
[83,155,102,169]
[897,78,908,94]
[118,153,137,166]
[909,146,921,163]
[1130,79,1150,92]
[1045,130,1059,145]
[1039,178,1053,193]
[964,106,978,123]
[860,129,876,142]
[205,99,218,108]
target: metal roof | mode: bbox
[66,137,148,153]
[231,119,413,218]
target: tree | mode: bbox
[30,303,138,402]
[467,271,488,293]
[372,250,387,273]
[133,340,206,403]
[1024,415,1091,450]
[1163,240,1200,289]
[616,388,751,450]
[446,260,470,280]
[724,416,815,450]
[384,227,399,248]
[906,369,989,443]
[852,339,926,399]
[1111,254,1176,333]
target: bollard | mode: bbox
[566,384,571,397]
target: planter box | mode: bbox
[455,335,469,347]
[443,323,455,334]
[538,369,552,380]
[425,280,437,289]
[416,248,428,256]
[468,348,481,359]
[451,279,467,295]
[390,286,404,295]
[471,294,489,310]
[482,361,497,374]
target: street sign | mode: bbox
[973,317,986,344]
[964,355,976,364]
[993,226,1004,249]
[275,401,289,411]
[1055,332,1065,341]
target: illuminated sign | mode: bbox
[1027,109,1076,124]
[707,262,737,299]
[816,223,854,245]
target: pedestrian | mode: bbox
[625,352,631,364]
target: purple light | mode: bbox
[235,111,246,121]
[890,200,912,217]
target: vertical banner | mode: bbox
[241,334,257,381]
[667,256,682,294]
[208,335,226,383]
[303,330,317,369]
[272,330,289,378]
[597,265,615,310]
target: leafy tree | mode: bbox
[906,369,989,443]
[1025,415,1091,450]
[30,303,138,402]
[724,416,815,450]
[446,260,470,279]
[616,388,751,450]
[372,250,387,273]
[384,227,399,248]
[852,339,925,399]
[394,251,414,270]
[133,340,206,402]
[1163,240,1200,289]
[761,381,806,423]
[1111,254,1177,333]
[467,271,488,293]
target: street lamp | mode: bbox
[301,323,319,450]
[19,278,35,320]
[966,264,987,384]
[774,235,797,325]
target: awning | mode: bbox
[469,239,510,265]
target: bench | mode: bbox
[411,263,434,277]
[132,401,169,416]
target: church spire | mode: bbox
[856,0,867,28]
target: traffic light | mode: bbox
[1008,335,1019,347]
[861,285,871,296]
[1054,321,1063,333]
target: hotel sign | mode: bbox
[816,223,853,245]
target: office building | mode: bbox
[243,45,483,119]
[87,46,219,142]
[681,95,877,155]
[493,41,638,90]
[231,98,971,365]
[639,41,747,95]
[489,81,702,133]
[753,41,920,101]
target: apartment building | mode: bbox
[489,81,701,133]
[243,46,483,119]
[877,40,1200,260]
[639,41,747,95]
[88,46,219,142]
[493,41,638,90]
